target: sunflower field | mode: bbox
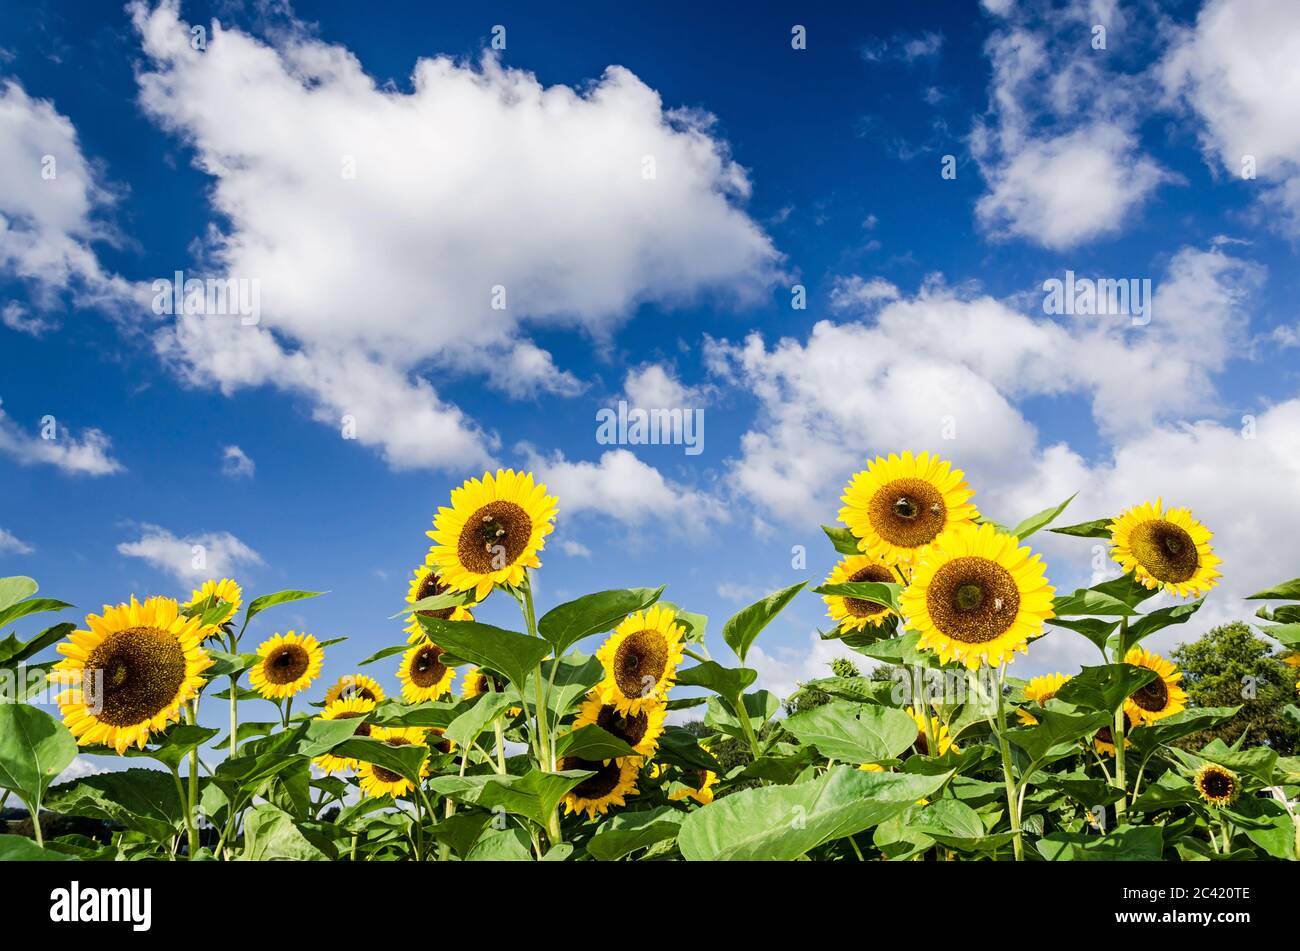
[2,454,1298,863]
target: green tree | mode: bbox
[1169,621,1300,754]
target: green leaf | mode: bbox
[203,650,260,679]
[466,826,533,861]
[677,765,950,861]
[0,834,77,861]
[388,589,473,620]
[587,807,684,861]
[811,581,901,615]
[0,621,74,666]
[538,652,603,718]
[0,577,39,613]
[242,804,332,860]
[854,631,934,666]
[537,587,664,656]
[0,703,77,813]
[1055,664,1156,713]
[655,729,723,773]
[430,769,590,829]
[1007,705,1112,762]
[1129,771,1201,812]
[821,525,860,555]
[444,692,515,748]
[45,768,184,840]
[674,661,757,700]
[1126,598,1204,648]
[783,701,918,763]
[359,644,409,667]
[1246,578,1300,600]
[1051,587,1138,618]
[1090,573,1160,608]
[1258,623,1300,648]
[415,616,549,692]
[122,724,220,771]
[430,812,491,859]
[704,691,779,738]
[1128,707,1241,754]
[555,724,639,762]
[243,589,325,627]
[332,737,428,788]
[722,582,807,664]
[1050,518,1112,539]
[1048,617,1119,653]
[1010,493,1075,540]
[0,598,72,637]
[1197,741,1279,786]
[1037,825,1163,860]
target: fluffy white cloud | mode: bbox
[0,527,33,555]
[129,0,781,472]
[623,363,705,409]
[1161,0,1300,232]
[117,524,263,584]
[829,275,899,311]
[558,539,592,558]
[2,300,55,336]
[0,401,123,475]
[525,448,726,531]
[220,444,255,478]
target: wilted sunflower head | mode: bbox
[313,696,376,774]
[248,631,324,700]
[403,563,474,642]
[559,755,639,819]
[574,691,667,758]
[838,452,979,565]
[397,641,455,703]
[1123,647,1187,725]
[900,522,1055,669]
[426,469,559,601]
[323,673,386,706]
[1110,500,1221,597]
[48,596,213,754]
[823,554,896,633]
[1194,764,1239,807]
[596,606,686,715]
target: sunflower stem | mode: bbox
[184,703,201,858]
[1113,616,1129,822]
[913,667,937,756]
[994,666,1025,861]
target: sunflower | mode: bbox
[907,706,958,756]
[1194,763,1239,807]
[1109,500,1221,597]
[403,562,474,643]
[1017,672,1072,726]
[357,726,431,799]
[397,641,456,702]
[248,631,324,700]
[596,606,686,715]
[838,451,979,566]
[313,696,375,774]
[183,578,243,629]
[1094,712,1133,757]
[901,522,1055,669]
[1123,646,1187,725]
[559,755,640,819]
[573,691,667,759]
[426,469,559,601]
[667,768,718,805]
[48,597,213,754]
[858,763,886,772]
[823,554,897,633]
[323,673,386,706]
[461,665,522,716]
[1284,653,1300,690]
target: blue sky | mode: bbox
[2,0,1299,732]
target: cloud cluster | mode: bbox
[117,524,263,584]
[0,401,123,476]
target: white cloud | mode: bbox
[558,539,591,558]
[623,363,705,408]
[716,581,761,604]
[2,300,55,336]
[525,448,726,531]
[861,32,944,64]
[128,0,781,472]
[829,275,899,311]
[1161,0,1300,233]
[117,524,263,584]
[0,401,123,476]
[221,444,255,478]
[0,527,33,555]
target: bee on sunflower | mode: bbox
[1122,647,1187,724]
[558,755,640,819]
[323,673,386,706]
[822,554,897,633]
[357,726,431,799]
[901,521,1055,669]
[838,451,979,566]
[426,469,558,602]
[402,561,474,644]
[248,631,324,700]
[48,596,213,754]
[1194,763,1239,807]
[313,696,376,774]
[573,690,667,759]
[397,640,455,702]
[596,606,686,715]
[1109,499,1221,597]
[1016,672,1072,726]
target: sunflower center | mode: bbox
[613,630,668,699]
[408,644,447,688]
[1129,520,1198,583]
[457,501,532,574]
[1200,769,1232,798]
[596,704,649,747]
[561,756,624,800]
[264,643,311,685]
[867,478,948,549]
[1129,671,1169,712]
[843,563,895,617]
[1096,713,1131,745]
[371,737,413,784]
[925,557,1021,644]
[415,571,457,621]
[83,626,188,727]
[914,728,930,756]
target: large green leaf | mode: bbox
[1049,518,1112,539]
[242,804,332,860]
[1126,599,1204,648]
[429,769,589,828]
[1258,623,1300,648]
[537,587,664,656]
[389,589,473,619]
[1090,573,1160,608]
[1011,494,1075,540]
[678,765,950,860]
[117,724,220,771]
[0,598,72,638]
[722,582,807,663]
[1128,707,1240,755]
[416,616,550,691]
[1051,588,1137,618]
[1037,825,1164,860]
[812,580,901,615]
[443,692,515,748]
[333,737,429,788]
[0,621,75,667]
[242,589,325,627]
[0,834,77,861]
[1007,705,1111,761]
[783,701,918,764]
[1055,664,1156,714]
[45,768,184,840]
[554,724,639,762]
[1048,617,1119,654]
[538,653,603,718]
[0,703,77,813]
[587,807,684,861]
[1246,578,1300,600]
[853,631,934,666]
[674,661,757,701]
[0,577,38,613]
